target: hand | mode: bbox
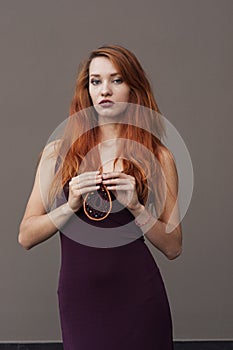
[68,171,102,212]
[102,171,141,210]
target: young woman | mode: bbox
[19,44,182,349]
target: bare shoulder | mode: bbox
[156,146,177,196]
[20,139,62,223]
[157,145,178,181]
[42,139,62,160]
[156,145,182,234]
[158,145,176,164]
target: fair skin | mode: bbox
[18,56,182,259]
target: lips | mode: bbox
[99,99,114,105]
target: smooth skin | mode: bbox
[18,56,182,259]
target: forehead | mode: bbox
[89,56,119,75]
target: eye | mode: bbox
[90,79,101,85]
[113,78,123,84]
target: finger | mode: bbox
[73,185,101,195]
[78,170,101,179]
[102,178,130,185]
[105,185,134,190]
[102,171,128,179]
[70,176,102,189]
[70,174,102,184]
[71,170,100,182]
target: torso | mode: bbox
[100,158,124,173]
[98,141,124,173]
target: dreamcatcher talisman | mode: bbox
[83,182,112,221]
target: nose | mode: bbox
[101,81,112,96]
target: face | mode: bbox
[88,56,131,120]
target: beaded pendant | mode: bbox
[83,183,112,221]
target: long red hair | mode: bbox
[38,44,172,215]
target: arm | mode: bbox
[129,148,183,260]
[18,142,79,250]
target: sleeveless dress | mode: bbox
[54,159,174,350]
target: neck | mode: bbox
[98,123,121,142]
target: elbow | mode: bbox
[166,228,183,260]
[18,231,33,250]
[166,246,182,260]
[18,234,30,250]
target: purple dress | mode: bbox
[55,160,174,350]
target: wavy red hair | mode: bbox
[38,44,173,215]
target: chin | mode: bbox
[95,102,129,120]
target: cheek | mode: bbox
[122,87,130,101]
[89,86,96,101]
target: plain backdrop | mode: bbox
[0,0,232,342]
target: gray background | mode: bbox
[0,0,232,342]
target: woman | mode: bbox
[19,44,182,349]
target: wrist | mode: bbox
[128,203,145,217]
[62,202,75,216]
[134,206,157,232]
[135,210,152,227]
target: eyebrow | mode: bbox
[90,73,120,77]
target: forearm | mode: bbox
[18,202,79,250]
[128,205,182,260]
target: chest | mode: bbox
[99,147,123,173]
